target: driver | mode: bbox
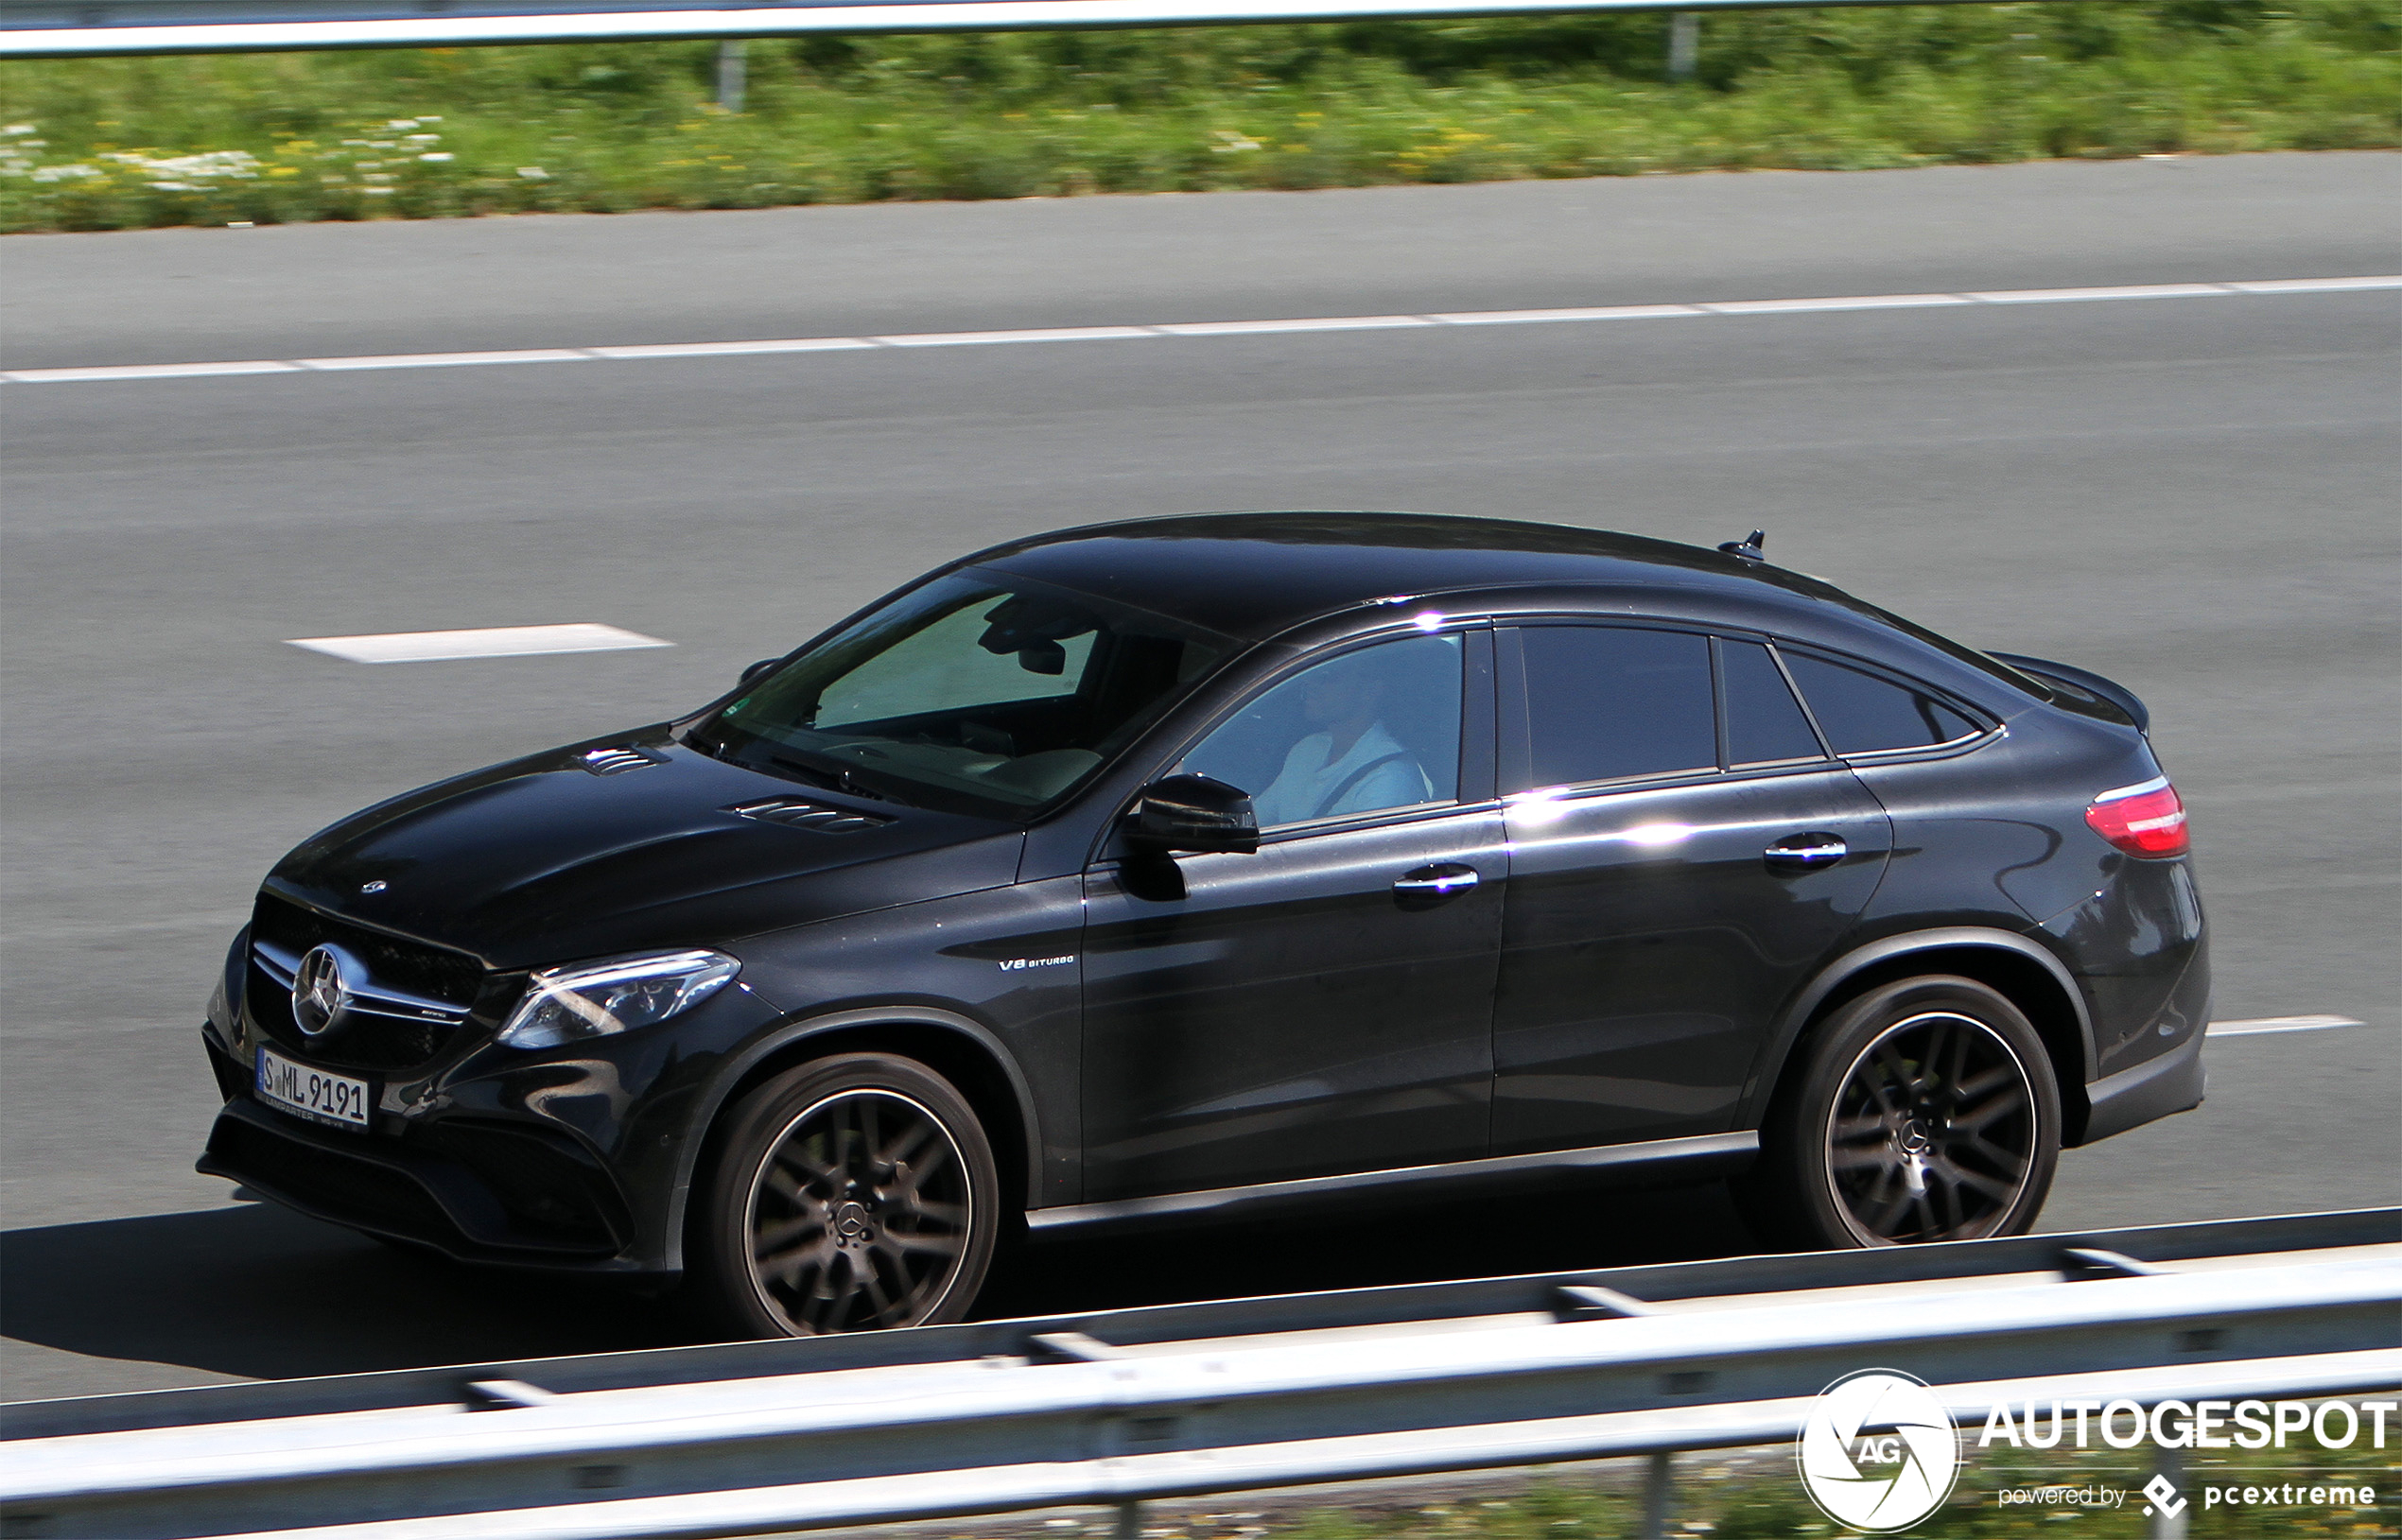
[1252,653,1432,825]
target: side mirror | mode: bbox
[1126,774,1260,856]
[740,658,781,685]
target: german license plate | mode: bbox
[255,1045,372,1132]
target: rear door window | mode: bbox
[1520,627,1715,787]
[1719,639,1827,766]
[1782,651,1982,754]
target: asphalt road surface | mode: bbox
[3,152,2395,1402]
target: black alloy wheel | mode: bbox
[1741,977,2061,1251]
[693,1053,1000,1338]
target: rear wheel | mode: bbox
[1740,976,2060,1250]
[690,1053,1000,1338]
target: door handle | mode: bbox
[1393,863,1481,904]
[1765,833,1847,872]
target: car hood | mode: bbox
[263,735,1025,970]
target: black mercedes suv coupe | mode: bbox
[199,513,2209,1337]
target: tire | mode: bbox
[688,1053,1001,1338]
[1739,976,2061,1251]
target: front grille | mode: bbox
[252,894,483,1007]
[250,894,490,1072]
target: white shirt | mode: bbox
[1254,723,1430,827]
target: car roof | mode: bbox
[971,511,1850,640]
[966,511,2050,712]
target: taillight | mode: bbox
[2086,776,2188,857]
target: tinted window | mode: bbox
[816,600,1095,727]
[704,573,1230,817]
[1180,633,1463,828]
[1522,627,1714,787]
[1721,640,1826,766]
[1783,652,1980,754]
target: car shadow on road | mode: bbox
[2,1182,1755,1391]
[0,1198,691,1387]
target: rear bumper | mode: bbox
[2076,1017,2206,1147]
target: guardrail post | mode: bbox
[715,38,747,112]
[1639,1449,1675,1539]
[2148,1443,2188,1540]
[1667,11,1698,80]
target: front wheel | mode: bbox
[689,1053,1000,1338]
[1739,977,2061,1250]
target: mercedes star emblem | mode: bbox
[291,944,352,1038]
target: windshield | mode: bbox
[691,571,1235,820]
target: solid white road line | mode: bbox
[286,623,673,664]
[6,275,2396,387]
[2205,1015,2372,1038]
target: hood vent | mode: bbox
[728,797,894,834]
[578,746,668,776]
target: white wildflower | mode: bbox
[516,165,548,180]
[404,133,440,143]
[387,118,419,129]
[3,124,35,135]
[1209,130,1262,153]
[418,151,453,163]
[30,164,101,182]
[362,186,396,195]
[101,149,262,182]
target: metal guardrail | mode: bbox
[2,0,2023,61]
[3,1209,2397,1539]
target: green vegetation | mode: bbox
[988,1441,2398,1539]
[2,0,2394,231]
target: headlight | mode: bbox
[497,949,740,1050]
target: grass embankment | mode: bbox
[945,1441,2397,1539]
[1,0,2394,231]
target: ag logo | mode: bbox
[1797,1369,1961,1531]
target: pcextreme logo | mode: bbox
[1797,1369,1963,1532]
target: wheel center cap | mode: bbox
[832,1200,872,1243]
[1897,1120,1935,1154]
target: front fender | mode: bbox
[659,1005,1049,1272]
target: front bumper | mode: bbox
[200,1076,640,1271]
[199,962,786,1273]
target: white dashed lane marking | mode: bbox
[6,275,2396,386]
[285,623,672,663]
[2205,1015,2372,1038]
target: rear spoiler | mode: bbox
[1989,651,2150,734]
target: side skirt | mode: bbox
[1028,1131,1758,1236]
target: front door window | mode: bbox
[1176,632,1463,825]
